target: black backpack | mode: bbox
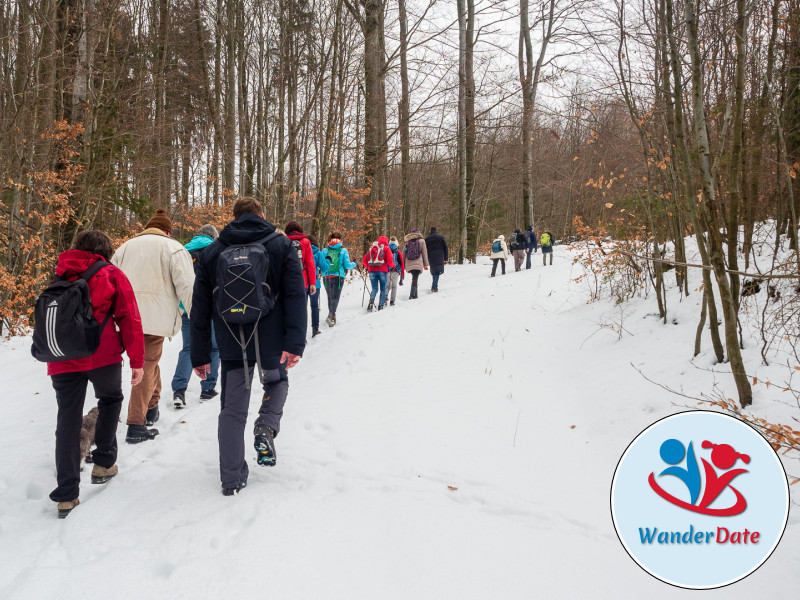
[31,261,115,363]
[214,232,282,389]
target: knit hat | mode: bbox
[526,225,533,231]
[145,208,172,234]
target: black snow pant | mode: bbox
[491,258,506,276]
[409,269,421,298]
[49,362,124,502]
[218,360,288,490]
[525,250,532,269]
[323,276,343,316]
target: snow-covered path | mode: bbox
[1,247,797,599]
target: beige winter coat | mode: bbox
[490,235,509,260]
[403,232,429,271]
[111,228,195,338]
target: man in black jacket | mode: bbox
[190,197,307,495]
[425,225,449,293]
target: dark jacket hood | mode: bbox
[218,212,276,246]
[429,227,438,234]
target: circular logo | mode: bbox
[610,411,789,589]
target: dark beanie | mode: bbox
[527,225,533,231]
[145,208,172,233]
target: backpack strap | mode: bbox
[79,260,111,281]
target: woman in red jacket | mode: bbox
[47,230,145,518]
[362,235,396,311]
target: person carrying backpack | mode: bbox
[307,234,328,337]
[322,231,357,327]
[112,208,194,443]
[403,228,429,299]
[172,224,221,408]
[33,230,144,518]
[541,230,554,266]
[284,221,318,297]
[362,235,396,312]
[509,228,526,272]
[490,234,509,277]
[385,236,405,307]
[190,197,307,496]
[525,225,538,270]
[425,225,448,292]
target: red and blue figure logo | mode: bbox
[649,439,750,516]
[610,411,790,589]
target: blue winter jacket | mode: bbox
[322,243,357,278]
[526,231,538,252]
[311,244,329,285]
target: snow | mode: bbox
[1,243,798,599]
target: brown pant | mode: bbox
[126,335,164,425]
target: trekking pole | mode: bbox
[360,268,370,307]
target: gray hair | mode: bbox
[198,224,219,239]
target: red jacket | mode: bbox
[362,236,397,273]
[47,250,145,376]
[287,233,317,290]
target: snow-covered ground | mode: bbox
[1,244,798,599]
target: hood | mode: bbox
[514,229,522,234]
[311,244,320,252]
[55,249,105,279]
[404,232,423,242]
[526,226,533,231]
[327,242,342,250]
[219,212,276,245]
[185,235,215,253]
[389,242,399,251]
[286,232,306,242]
[429,227,438,234]
[137,227,168,238]
[497,234,505,240]
[376,236,389,246]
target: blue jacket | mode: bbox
[526,231,538,252]
[322,243,357,278]
[190,212,307,368]
[311,244,329,284]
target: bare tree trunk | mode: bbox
[398,0,411,235]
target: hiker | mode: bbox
[525,225,538,269]
[41,230,145,518]
[285,220,318,300]
[322,231,357,326]
[190,197,307,496]
[403,228,429,299]
[490,234,509,277]
[112,208,194,443]
[541,230,554,266]
[172,224,221,408]
[307,234,328,337]
[509,228,526,272]
[362,235,396,311]
[425,225,448,292]
[385,236,405,307]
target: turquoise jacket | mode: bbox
[180,235,215,313]
[311,244,329,285]
[322,243,357,278]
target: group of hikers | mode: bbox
[33,199,495,517]
[489,226,554,276]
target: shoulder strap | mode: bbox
[79,260,111,282]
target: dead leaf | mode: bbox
[570,425,576,429]
[447,486,458,491]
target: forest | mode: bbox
[1,0,800,409]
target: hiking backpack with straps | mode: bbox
[326,246,342,274]
[367,242,386,267]
[214,231,282,389]
[541,232,551,247]
[492,240,502,253]
[31,261,115,363]
[406,238,421,260]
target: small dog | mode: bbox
[80,407,99,466]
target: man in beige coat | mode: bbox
[112,208,195,443]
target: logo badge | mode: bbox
[611,411,789,589]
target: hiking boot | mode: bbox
[199,388,218,401]
[367,299,375,312]
[332,314,336,325]
[126,424,159,444]
[222,483,246,496]
[57,498,80,519]
[378,304,384,311]
[325,313,334,327]
[145,405,159,425]
[390,301,395,306]
[91,464,118,484]
[312,328,321,338]
[173,389,186,409]
[254,426,277,467]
